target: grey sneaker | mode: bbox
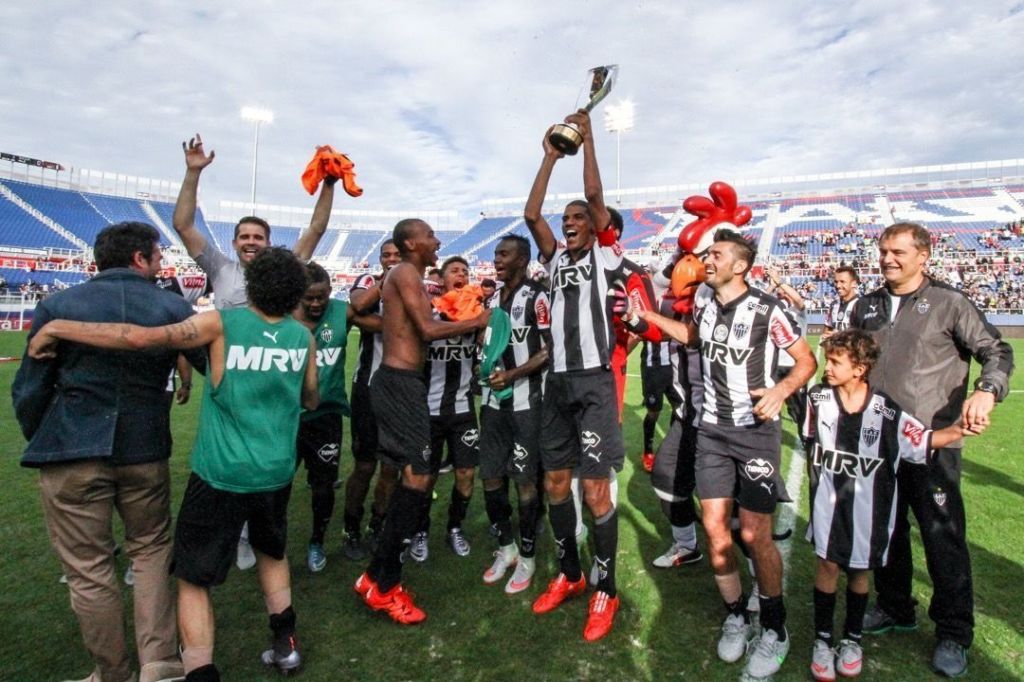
[651,541,703,568]
[717,612,751,663]
[447,527,471,557]
[483,544,518,583]
[306,543,326,573]
[862,603,916,634]
[341,532,367,561]
[836,638,862,678]
[744,627,790,678]
[409,531,429,563]
[932,639,968,678]
[261,634,301,675]
[810,638,836,681]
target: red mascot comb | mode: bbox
[677,181,752,255]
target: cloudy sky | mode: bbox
[2,1,1022,216]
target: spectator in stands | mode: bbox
[12,222,204,682]
[0,273,6,293]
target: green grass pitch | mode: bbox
[1,332,1021,680]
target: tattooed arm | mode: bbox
[28,311,223,359]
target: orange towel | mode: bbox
[301,145,364,197]
[433,285,484,321]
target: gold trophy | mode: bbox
[548,65,619,155]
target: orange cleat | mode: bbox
[532,573,587,614]
[354,571,375,597]
[642,452,655,473]
[362,582,427,625]
[583,590,620,642]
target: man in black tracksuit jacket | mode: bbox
[849,222,1013,677]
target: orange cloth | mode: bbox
[433,285,484,321]
[301,145,363,197]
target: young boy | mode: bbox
[803,330,977,680]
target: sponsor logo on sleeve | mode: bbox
[535,297,550,326]
[769,317,796,347]
[902,420,925,447]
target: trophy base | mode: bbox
[548,123,582,156]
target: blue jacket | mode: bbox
[12,268,205,468]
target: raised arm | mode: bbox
[172,134,215,258]
[524,129,563,262]
[568,110,611,233]
[28,310,223,359]
[392,264,489,341]
[293,176,338,261]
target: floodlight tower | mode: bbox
[241,106,274,213]
[603,99,635,204]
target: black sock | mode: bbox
[269,606,297,654]
[417,494,433,535]
[309,483,334,546]
[369,485,426,592]
[844,587,869,643]
[592,508,619,597]
[668,498,696,527]
[759,595,788,640]
[484,486,514,546]
[724,596,748,621]
[643,413,657,453]
[547,497,581,581]
[368,508,385,535]
[343,509,363,538]
[518,494,540,558]
[813,588,837,645]
[447,487,472,531]
[185,664,220,682]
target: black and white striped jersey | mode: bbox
[669,343,702,425]
[695,286,800,426]
[802,385,931,569]
[482,280,550,411]
[544,243,626,372]
[826,296,859,332]
[350,273,383,386]
[424,307,477,417]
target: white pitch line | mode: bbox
[777,444,806,594]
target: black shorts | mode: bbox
[350,379,380,463]
[479,405,541,484]
[641,364,675,411]
[370,365,432,475]
[651,415,698,502]
[172,473,292,588]
[539,368,625,479]
[296,411,343,486]
[430,411,479,472]
[695,419,782,514]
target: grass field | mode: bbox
[1,331,1021,681]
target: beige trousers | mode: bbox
[39,459,178,682]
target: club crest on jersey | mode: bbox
[933,489,947,507]
[733,322,750,340]
[581,431,601,451]
[713,324,729,342]
[871,402,896,420]
[862,427,880,447]
[511,304,524,320]
[552,264,593,289]
[461,428,480,448]
[744,458,775,481]
[319,327,334,344]
[916,299,930,315]
[317,442,340,463]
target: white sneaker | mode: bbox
[745,627,790,678]
[836,639,863,678]
[717,612,751,663]
[651,541,703,568]
[505,556,535,594]
[810,638,836,681]
[409,531,429,563]
[236,529,256,571]
[483,544,518,584]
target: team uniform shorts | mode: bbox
[641,364,675,412]
[349,378,380,464]
[172,473,291,588]
[695,419,782,514]
[370,365,432,476]
[296,411,342,486]
[540,368,625,479]
[429,411,479,473]
[651,413,698,504]
[479,404,541,484]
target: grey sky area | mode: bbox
[2,1,1022,212]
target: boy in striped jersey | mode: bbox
[804,330,974,681]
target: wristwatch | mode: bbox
[974,378,997,396]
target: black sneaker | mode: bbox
[862,603,917,634]
[261,634,301,675]
[932,640,968,678]
[341,532,367,561]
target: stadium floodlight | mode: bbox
[604,100,635,204]
[241,107,274,213]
